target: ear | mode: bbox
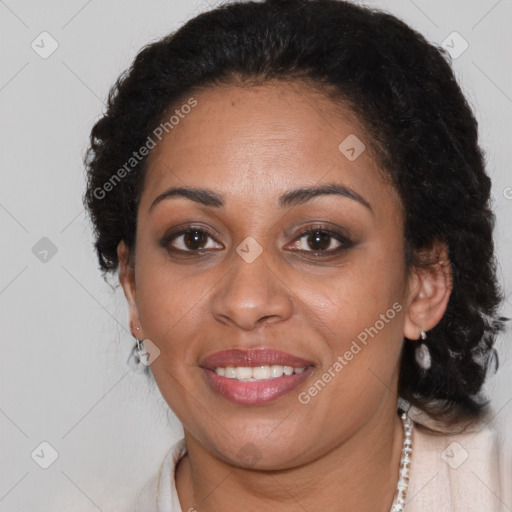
[403,241,453,340]
[117,241,143,339]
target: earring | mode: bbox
[127,335,148,373]
[415,329,431,371]
[134,338,145,360]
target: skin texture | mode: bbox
[118,81,452,512]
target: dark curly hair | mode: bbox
[84,0,508,429]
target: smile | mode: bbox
[214,365,307,380]
[199,347,315,405]
[202,366,314,405]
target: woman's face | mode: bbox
[121,81,419,469]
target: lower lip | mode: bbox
[202,367,314,405]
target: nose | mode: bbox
[211,246,294,330]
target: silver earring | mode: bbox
[134,338,144,358]
[127,337,148,373]
[133,327,145,362]
[415,329,431,370]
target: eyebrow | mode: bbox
[149,182,372,213]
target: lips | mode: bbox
[199,348,314,369]
[203,367,314,405]
[199,348,315,405]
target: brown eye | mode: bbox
[289,226,354,257]
[182,230,209,250]
[306,231,334,251]
[162,228,223,254]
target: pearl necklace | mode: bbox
[389,413,414,512]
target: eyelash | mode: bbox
[160,224,354,258]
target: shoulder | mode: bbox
[133,438,187,512]
[406,412,512,512]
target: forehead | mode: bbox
[139,81,399,216]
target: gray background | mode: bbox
[1,0,511,510]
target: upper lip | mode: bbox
[199,348,314,370]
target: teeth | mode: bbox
[225,367,237,378]
[235,367,253,380]
[253,366,271,380]
[214,365,307,381]
[270,365,283,378]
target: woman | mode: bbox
[84,0,510,510]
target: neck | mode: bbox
[176,404,404,512]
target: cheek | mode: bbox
[138,281,204,336]
[305,238,406,368]
[323,239,405,316]
[133,251,209,360]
